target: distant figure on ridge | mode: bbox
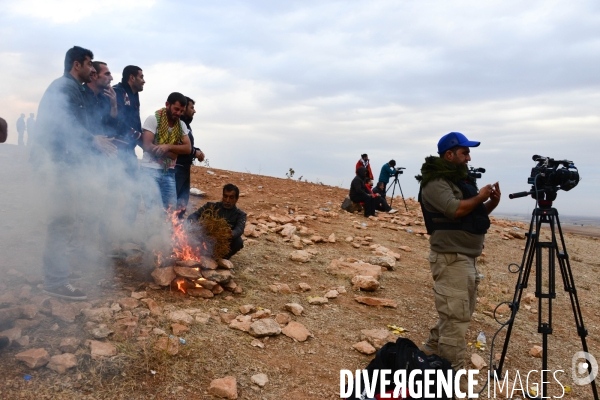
[16,113,26,146]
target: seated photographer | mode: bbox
[187,184,247,259]
[378,159,397,191]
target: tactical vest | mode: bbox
[418,180,490,235]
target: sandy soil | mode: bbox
[1,164,599,399]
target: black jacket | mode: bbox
[36,73,95,164]
[83,84,118,137]
[349,167,370,201]
[112,82,141,153]
[176,116,200,168]
[187,202,247,239]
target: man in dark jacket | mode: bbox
[176,97,205,218]
[36,46,117,300]
[84,61,118,139]
[349,166,384,217]
[187,184,246,259]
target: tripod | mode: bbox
[385,174,408,212]
[494,200,598,399]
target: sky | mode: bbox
[0,0,599,216]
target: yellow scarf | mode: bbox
[154,108,183,171]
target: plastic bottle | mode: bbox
[477,332,486,345]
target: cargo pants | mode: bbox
[424,251,480,370]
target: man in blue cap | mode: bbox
[416,132,500,374]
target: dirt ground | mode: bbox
[1,165,599,399]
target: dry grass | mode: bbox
[195,207,233,260]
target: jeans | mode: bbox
[142,167,177,211]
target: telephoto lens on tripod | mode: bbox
[495,156,596,400]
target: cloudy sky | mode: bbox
[1,0,598,216]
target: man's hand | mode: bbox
[485,182,501,214]
[153,144,171,157]
[478,184,493,202]
[93,135,117,156]
[195,150,205,162]
[104,87,118,118]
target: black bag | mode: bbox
[346,337,453,400]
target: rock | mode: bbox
[0,327,21,343]
[352,275,380,291]
[110,303,122,313]
[250,309,272,320]
[282,321,312,342]
[328,233,336,243]
[208,376,238,399]
[0,293,17,307]
[298,283,311,292]
[310,235,324,243]
[155,336,179,356]
[15,336,29,347]
[90,340,117,359]
[326,259,382,280]
[47,353,77,374]
[118,297,140,310]
[278,284,292,294]
[353,341,377,355]
[508,230,526,240]
[20,304,39,319]
[151,267,176,286]
[308,296,328,305]
[220,313,236,324]
[14,318,41,330]
[173,266,202,279]
[355,297,397,308]
[368,256,396,270]
[201,269,232,284]
[168,310,194,325]
[187,288,214,298]
[279,224,297,238]
[218,259,234,270]
[471,353,487,369]
[284,303,304,316]
[59,337,80,353]
[496,303,511,315]
[197,279,218,290]
[275,313,292,325]
[175,259,202,268]
[523,292,536,304]
[15,348,50,368]
[212,284,224,294]
[398,246,412,252]
[141,299,162,316]
[249,319,282,337]
[290,250,311,263]
[251,373,269,388]
[345,236,353,242]
[292,240,303,249]
[50,300,77,323]
[201,257,218,270]
[153,328,167,336]
[90,324,113,339]
[239,304,256,314]
[251,339,264,348]
[171,323,190,335]
[530,345,543,358]
[360,329,396,349]
[229,315,253,332]
[324,290,338,299]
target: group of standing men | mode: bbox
[35,46,205,301]
[15,113,35,146]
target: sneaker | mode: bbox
[388,209,398,214]
[43,283,87,301]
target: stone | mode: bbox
[175,259,202,268]
[90,340,117,359]
[530,345,543,358]
[118,297,140,310]
[290,250,311,263]
[208,376,238,399]
[20,304,39,319]
[298,282,311,292]
[0,327,21,343]
[368,256,396,270]
[153,328,167,336]
[523,292,536,304]
[141,298,162,316]
[337,286,347,294]
[15,348,50,368]
[398,246,412,252]
[355,296,397,308]
[15,336,29,347]
[353,341,377,355]
[47,353,77,374]
[496,303,511,315]
[249,318,282,337]
[471,353,487,369]
[326,259,382,280]
[345,236,353,242]
[284,303,304,316]
[275,313,292,325]
[171,323,190,335]
[168,310,194,325]
[279,224,297,238]
[218,259,234,270]
[0,293,17,307]
[212,284,224,294]
[239,304,256,314]
[131,291,147,300]
[251,373,269,388]
[292,240,303,249]
[173,266,202,279]
[110,303,122,313]
[151,267,176,286]
[508,230,526,240]
[14,318,41,330]
[282,321,312,342]
[360,329,396,349]
[90,324,113,339]
[251,339,264,348]
[308,296,328,305]
[187,288,214,298]
[310,235,324,243]
[201,257,219,270]
[59,337,81,353]
[197,279,218,290]
[201,269,232,284]
[250,309,272,319]
[220,313,236,324]
[278,284,292,294]
[229,315,252,332]
[50,300,77,323]
[352,275,380,291]
[328,233,336,243]
[324,290,338,299]
[155,336,179,356]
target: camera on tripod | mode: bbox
[509,155,580,202]
[394,167,405,177]
[468,167,485,180]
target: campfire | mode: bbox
[150,211,240,298]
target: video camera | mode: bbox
[509,155,580,202]
[394,167,405,177]
[468,167,486,180]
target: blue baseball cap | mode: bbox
[437,132,480,154]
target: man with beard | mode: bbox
[417,132,500,376]
[83,61,118,138]
[175,97,205,219]
[140,92,192,211]
[187,184,246,259]
[36,46,117,300]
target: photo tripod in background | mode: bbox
[493,156,597,399]
[385,168,408,212]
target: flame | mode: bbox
[168,210,202,261]
[175,278,186,293]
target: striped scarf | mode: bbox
[154,108,183,170]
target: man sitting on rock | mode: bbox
[187,184,247,259]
